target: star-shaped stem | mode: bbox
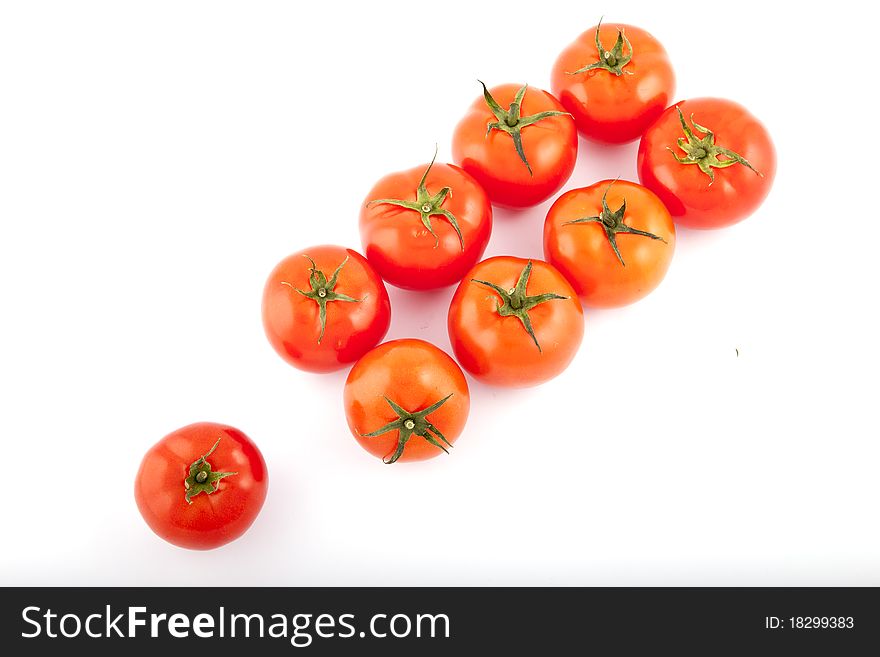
[281,255,363,343]
[361,394,455,464]
[183,438,238,504]
[667,107,764,185]
[480,81,570,175]
[367,147,464,250]
[564,179,666,267]
[567,18,634,76]
[471,260,568,353]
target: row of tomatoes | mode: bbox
[135,21,775,549]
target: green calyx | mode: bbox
[471,260,568,353]
[183,438,237,504]
[367,147,464,250]
[361,394,454,464]
[567,18,633,76]
[479,81,570,175]
[564,179,666,267]
[667,107,763,184]
[281,255,363,343]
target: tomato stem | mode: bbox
[361,395,454,464]
[367,146,464,250]
[566,18,634,77]
[183,438,238,504]
[666,107,763,185]
[563,179,666,267]
[478,81,570,175]
[280,255,363,344]
[471,260,568,353]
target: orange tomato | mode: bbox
[452,83,577,208]
[262,245,391,373]
[551,22,675,144]
[447,256,584,387]
[544,179,675,307]
[344,339,470,464]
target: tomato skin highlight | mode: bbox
[134,422,268,550]
[360,161,492,290]
[447,256,584,388]
[344,339,470,463]
[544,180,675,308]
[262,245,391,373]
[551,23,675,144]
[638,97,776,229]
[451,83,577,208]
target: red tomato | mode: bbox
[360,150,492,290]
[551,21,675,143]
[134,422,268,550]
[638,98,776,229]
[262,245,391,373]
[452,82,577,208]
[447,256,584,387]
[544,179,675,307]
[344,339,470,464]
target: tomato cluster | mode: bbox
[135,20,775,549]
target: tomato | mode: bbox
[360,149,492,290]
[452,82,577,208]
[544,179,675,308]
[134,422,268,550]
[262,245,391,372]
[447,256,583,387]
[344,339,469,464]
[638,97,776,229]
[551,21,675,144]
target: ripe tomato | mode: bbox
[447,256,584,387]
[344,339,469,464]
[638,98,776,229]
[134,422,268,550]
[452,82,577,208]
[262,245,391,373]
[551,21,675,143]
[544,179,675,308]
[360,149,492,290]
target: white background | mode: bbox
[1,0,878,586]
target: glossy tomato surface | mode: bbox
[452,83,577,208]
[360,160,492,290]
[262,245,391,372]
[447,256,584,387]
[344,339,470,463]
[638,97,776,229]
[135,422,268,550]
[551,22,674,143]
[544,179,675,307]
